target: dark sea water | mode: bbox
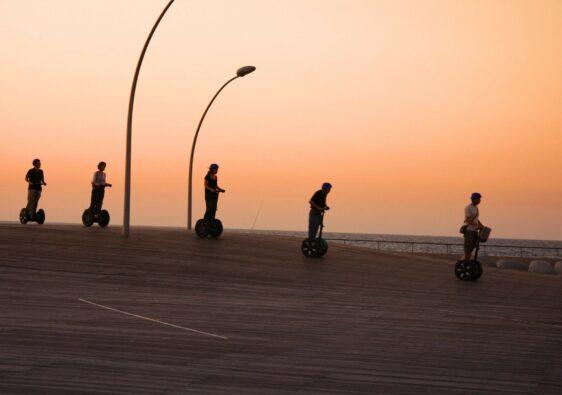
[233,229,562,259]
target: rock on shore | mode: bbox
[496,259,528,271]
[528,260,555,274]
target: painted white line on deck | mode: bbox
[78,298,228,340]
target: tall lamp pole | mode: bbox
[123,0,176,237]
[187,66,256,230]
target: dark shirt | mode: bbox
[310,190,327,214]
[205,173,218,196]
[26,168,44,191]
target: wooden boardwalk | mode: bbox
[0,224,560,394]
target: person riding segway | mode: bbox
[301,183,332,257]
[20,159,47,224]
[82,161,112,227]
[195,163,225,238]
[455,192,491,281]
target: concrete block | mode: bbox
[554,261,562,274]
[529,260,555,274]
[496,259,528,271]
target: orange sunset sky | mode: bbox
[1,0,561,240]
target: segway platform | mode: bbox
[302,212,329,258]
[455,227,491,281]
[19,208,45,225]
[301,237,328,258]
[454,259,483,281]
[82,209,110,227]
[195,218,223,238]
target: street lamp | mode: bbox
[123,0,176,237]
[187,65,256,230]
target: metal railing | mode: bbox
[324,238,562,259]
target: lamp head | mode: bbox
[237,65,256,77]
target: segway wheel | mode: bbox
[209,219,223,238]
[455,260,476,281]
[317,238,328,257]
[19,208,28,224]
[98,210,110,227]
[471,260,483,281]
[301,239,320,258]
[82,209,94,227]
[36,209,45,225]
[195,219,210,238]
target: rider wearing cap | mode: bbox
[463,192,485,260]
[308,183,332,240]
[204,164,225,221]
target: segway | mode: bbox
[195,218,223,238]
[19,208,45,225]
[455,227,491,281]
[82,185,111,227]
[301,211,329,258]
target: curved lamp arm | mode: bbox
[123,0,176,237]
[187,75,239,230]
